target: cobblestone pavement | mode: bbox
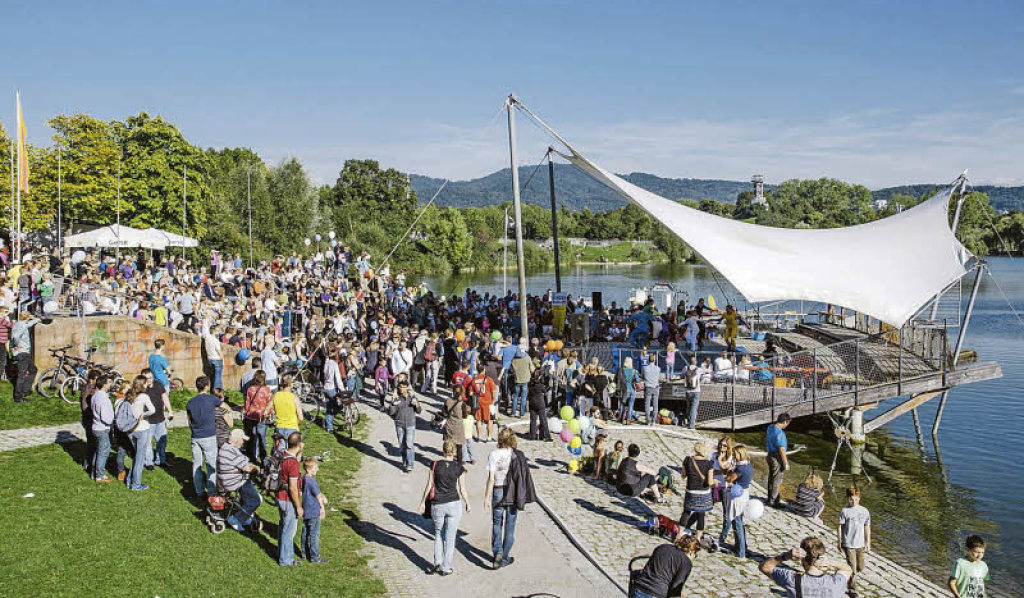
[348,389,620,598]
[517,423,951,598]
[0,410,191,452]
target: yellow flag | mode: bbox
[16,92,28,192]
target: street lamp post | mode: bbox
[246,165,256,268]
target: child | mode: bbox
[300,457,328,564]
[374,360,392,409]
[793,472,826,524]
[838,486,871,597]
[461,403,476,464]
[948,535,988,598]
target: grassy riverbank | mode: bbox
[0,422,382,597]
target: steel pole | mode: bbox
[506,95,529,342]
[932,262,984,435]
[503,207,508,297]
[182,165,187,261]
[116,154,122,259]
[8,139,13,255]
[548,150,562,293]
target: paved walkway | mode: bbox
[347,389,620,598]
[517,423,952,598]
[0,411,191,452]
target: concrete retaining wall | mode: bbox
[33,316,246,391]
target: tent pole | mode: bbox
[506,94,529,342]
[932,260,984,435]
[57,147,62,254]
[548,148,561,293]
[182,165,187,261]
[9,139,13,257]
[115,154,122,260]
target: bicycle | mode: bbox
[339,390,361,437]
[35,344,85,398]
[59,362,124,405]
[168,377,185,392]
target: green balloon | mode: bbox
[491,331,502,341]
[568,418,581,433]
[560,405,575,421]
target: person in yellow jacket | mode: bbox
[272,375,304,451]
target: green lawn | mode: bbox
[0,382,238,431]
[0,422,384,597]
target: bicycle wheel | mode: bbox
[346,403,360,437]
[36,367,64,398]
[169,378,185,392]
[60,375,86,405]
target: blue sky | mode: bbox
[4,0,1024,187]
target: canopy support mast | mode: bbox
[507,94,529,342]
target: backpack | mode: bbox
[262,438,288,494]
[114,400,140,433]
[423,340,437,362]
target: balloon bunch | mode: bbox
[557,406,584,472]
[543,339,565,352]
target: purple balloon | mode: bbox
[559,428,573,443]
[315,234,322,242]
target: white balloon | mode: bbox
[304,238,311,246]
[328,230,336,239]
[548,417,563,434]
[578,415,591,430]
[744,498,765,522]
[43,301,58,314]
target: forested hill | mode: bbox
[414,164,1024,213]
[411,164,757,211]
[873,184,1024,213]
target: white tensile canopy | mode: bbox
[524,109,972,327]
[64,224,198,250]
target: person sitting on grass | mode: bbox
[759,536,851,598]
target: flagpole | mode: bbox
[506,94,529,343]
[115,154,122,260]
[57,146,62,253]
[15,91,21,263]
[182,165,187,260]
[8,139,12,257]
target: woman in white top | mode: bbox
[124,375,156,491]
[484,428,518,569]
[390,341,413,382]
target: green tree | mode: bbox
[265,157,318,254]
[422,207,473,271]
[952,191,995,255]
[329,159,415,238]
[113,113,213,239]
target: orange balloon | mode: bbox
[545,339,556,351]
[554,340,564,351]
[455,329,466,342]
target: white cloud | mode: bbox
[278,107,1024,188]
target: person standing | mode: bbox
[147,339,173,391]
[142,368,172,468]
[388,380,421,472]
[510,348,532,418]
[766,413,792,508]
[120,376,155,491]
[949,535,989,598]
[527,365,551,441]
[272,375,304,448]
[261,336,280,390]
[420,439,470,576]
[322,344,345,434]
[485,428,519,570]
[0,305,12,381]
[10,311,40,402]
[89,376,115,482]
[186,376,221,498]
[838,487,871,597]
[243,370,274,465]
[300,457,329,564]
[468,366,498,442]
[641,353,662,426]
[618,356,638,423]
[277,431,304,567]
[205,324,224,390]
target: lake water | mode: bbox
[425,258,1024,596]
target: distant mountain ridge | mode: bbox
[411,165,1024,212]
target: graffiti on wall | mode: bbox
[85,325,201,375]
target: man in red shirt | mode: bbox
[277,432,304,566]
[469,368,498,443]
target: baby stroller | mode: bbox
[205,473,264,535]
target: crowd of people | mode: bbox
[1,240,994,597]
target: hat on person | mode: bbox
[229,429,249,442]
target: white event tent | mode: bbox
[64,224,197,251]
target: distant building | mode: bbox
[752,174,767,206]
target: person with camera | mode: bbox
[388,378,421,472]
[759,536,852,598]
